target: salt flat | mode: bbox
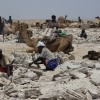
[0,28,100,100]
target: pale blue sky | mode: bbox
[0,0,100,19]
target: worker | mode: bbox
[0,49,13,77]
[29,41,58,70]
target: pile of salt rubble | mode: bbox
[71,28,100,44]
[1,28,100,43]
[0,52,100,100]
[0,34,17,43]
[0,28,100,100]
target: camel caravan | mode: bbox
[13,16,74,54]
[0,15,100,54]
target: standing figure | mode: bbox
[78,17,82,23]
[8,16,13,26]
[0,16,4,35]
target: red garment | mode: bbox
[0,67,7,73]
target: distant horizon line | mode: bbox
[13,18,98,20]
[1,16,99,20]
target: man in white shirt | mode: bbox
[29,41,58,70]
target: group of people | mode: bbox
[0,41,59,77]
[0,15,84,77]
[0,16,13,34]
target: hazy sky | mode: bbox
[0,0,100,19]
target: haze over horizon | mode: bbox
[0,0,100,19]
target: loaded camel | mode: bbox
[15,22,74,54]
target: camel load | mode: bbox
[83,50,100,60]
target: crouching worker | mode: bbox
[0,49,13,77]
[29,41,58,70]
[80,28,87,39]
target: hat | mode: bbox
[37,41,45,47]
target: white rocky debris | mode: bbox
[0,53,100,100]
[81,61,95,68]
[70,70,86,79]
[0,28,100,100]
[95,63,100,70]
[86,92,92,100]
[90,70,100,85]
[0,51,98,99]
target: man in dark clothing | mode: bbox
[0,16,4,35]
[80,28,87,39]
[78,17,82,23]
[48,15,59,28]
[8,16,13,26]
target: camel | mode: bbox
[15,23,74,54]
[95,16,100,20]
[43,34,73,53]
[39,15,85,28]
[3,24,14,35]
[58,16,66,23]
[95,16,100,27]
[44,15,69,28]
[2,21,20,36]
